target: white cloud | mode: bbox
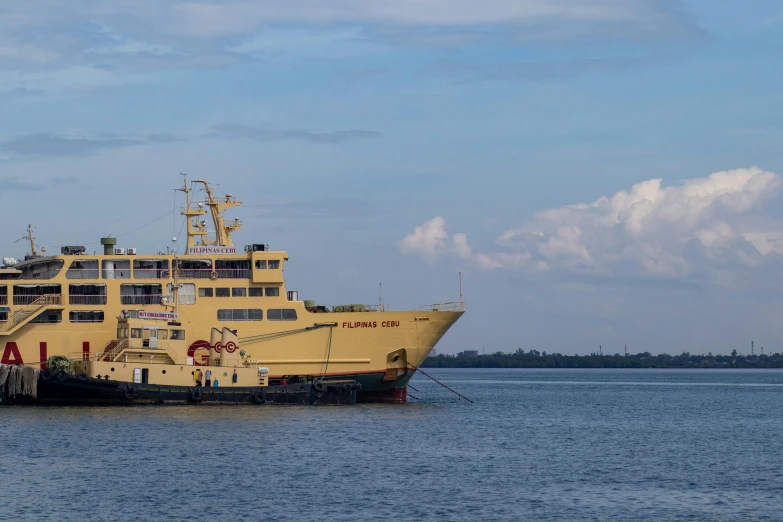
[400,167,783,279]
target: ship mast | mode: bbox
[16,224,44,257]
[175,175,209,250]
[191,179,242,247]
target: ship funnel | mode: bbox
[220,327,240,367]
[209,328,222,366]
[100,237,117,255]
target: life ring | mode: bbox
[40,369,53,381]
[190,388,203,401]
[56,371,68,382]
[209,271,218,280]
[76,373,89,382]
[124,387,137,399]
[312,380,324,393]
[252,390,266,404]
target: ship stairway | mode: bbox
[0,294,64,335]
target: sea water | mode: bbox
[1,368,782,521]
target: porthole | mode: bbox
[162,370,167,374]
[110,367,115,372]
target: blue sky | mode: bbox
[1,0,782,355]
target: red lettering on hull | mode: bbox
[1,342,23,365]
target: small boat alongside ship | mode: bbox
[0,177,464,404]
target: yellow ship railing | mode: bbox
[414,301,465,312]
[9,294,63,326]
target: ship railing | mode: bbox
[120,294,163,305]
[215,269,251,279]
[414,301,465,312]
[133,269,170,279]
[9,294,63,326]
[101,269,131,279]
[178,268,214,279]
[65,269,100,279]
[364,304,386,312]
[11,293,62,308]
[69,294,108,305]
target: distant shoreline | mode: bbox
[421,351,783,369]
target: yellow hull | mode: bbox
[0,305,463,399]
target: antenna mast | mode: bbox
[16,224,38,256]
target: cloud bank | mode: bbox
[400,167,783,279]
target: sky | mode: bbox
[1,0,782,356]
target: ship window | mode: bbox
[215,259,251,279]
[66,259,99,279]
[179,259,212,279]
[69,284,107,305]
[232,288,246,297]
[13,284,61,305]
[117,328,128,339]
[166,283,195,305]
[133,259,170,279]
[158,329,168,340]
[268,260,280,269]
[131,328,142,338]
[31,311,62,324]
[69,311,104,323]
[0,311,7,322]
[170,329,185,340]
[249,287,263,297]
[18,259,64,280]
[216,288,230,297]
[218,309,263,321]
[199,288,213,297]
[267,308,297,321]
[265,287,280,297]
[120,284,162,305]
[0,286,7,306]
[102,259,131,279]
[255,260,267,269]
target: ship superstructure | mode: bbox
[0,178,463,402]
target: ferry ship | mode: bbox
[0,179,463,402]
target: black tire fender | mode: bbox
[124,387,137,400]
[252,390,266,404]
[311,380,325,393]
[190,387,203,401]
[342,383,352,393]
[40,369,53,381]
[56,371,68,382]
[76,373,89,382]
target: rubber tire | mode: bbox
[124,387,137,400]
[40,369,53,381]
[190,388,203,401]
[56,371,68,382]
[252,390,266,404]
[312,380,325,393]
[76,373,89,382]
[342,383,352,393]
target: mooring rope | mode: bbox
[407,363,474,403]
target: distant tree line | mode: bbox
[421,349,783,369]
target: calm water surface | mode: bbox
[2,369,783,521]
